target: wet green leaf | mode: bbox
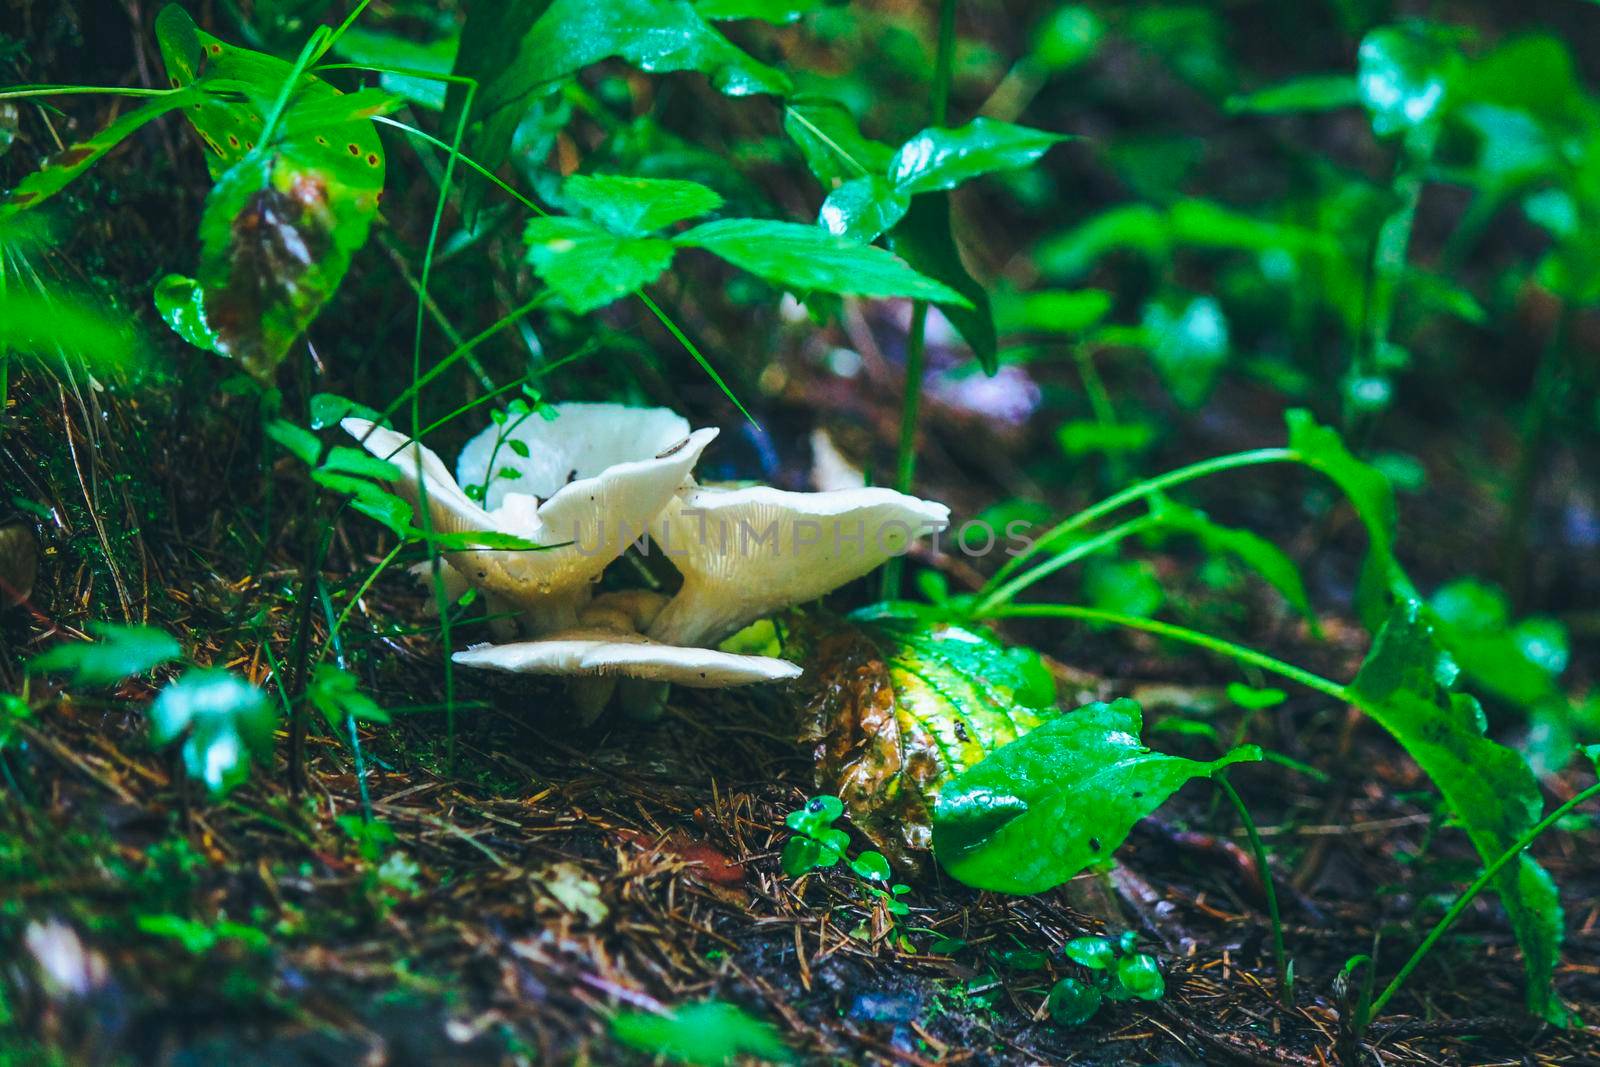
[29,623,183,686]
[613,1001,793,1065]
[149,668,276,797]
[1047,976,1102,1026]
[676,218,968,305]
[1064,936,1115,970]
[1350,601,1566,1024]
[783,95,893,187]
[819,175,909,244]
[1357,24,1460,137]
[932,698,1260,894]
[1114,953,1165,1001]
[563,174,722,236]
[794,611,1057,869]
[696,0,824,23]
[524,216,677,312]
[154,274,223,354]
[889,118,1067,196]
[850,850,891,883]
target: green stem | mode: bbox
[973,511,1159,614]
[1074,341,1128,485]
[884,0,958,600]
[983,448,1298,594]
[980,604,1350,702]
[1218,775,1289,1007]
[0,85,179,101]
[1365,779,1600,1024]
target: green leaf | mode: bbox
[1142,295,1229,409]
[676,218,968,305]
[319,446,401,482]
[524,216,677,312]
[158,6,387,383]
[563,174,723,236]
[1166,199,1337,257]
[1047,976,1102,1026]
[1357,24,1460,137]
[818,175,909,244]
[850,850,891,883]
[1032,6,1104,73]
[1150,499,1315,624]
[265,419,323,466]
[307,664,390,734]
[1350,601,1565,1023]
[0,290,139,375]
[333,26,458,111]
[0,89,200,219]
[612,1001,792,1066]
[794,611,1057,868]
[1057,420,1155,458]
[29,623,183,686]
[1114,954,1165,1001]
[889,118,1067,196]
[932,698,1260,894]
[154,274,223,354]
[148,668,276,797]
[886,195,997,371]
[1083,556,1164,619]
[1037,203,1170,280]
[1285,409,1415,623]
[783,95,894,187]
[785,794,844,834]
[1001,289,1113,335]
[1226,74,1360,115]
[1064,936,1115,970]
[1430,579,1568,708]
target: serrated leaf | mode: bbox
[676,218,968,305]
[524,216,677,312]
[932,697,1260,894]
[563,174,722,236]
[0,89,200,219]
[889,117,1067,196]
[793,610,1057,868]
[1350,601,1565,1024]
[29,623,183,686]
[149,668,276,797]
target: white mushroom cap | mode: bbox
[342,412,716,634]
[453,629,802,688]
[647,484,950,647]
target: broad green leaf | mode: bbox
[1047,977,1103,1026]
[265,418,322,466]
[783,95,894,187]
[1350,601,1565,1024]
[154,274,223,354]
[307,664,390,734]
[1057,420,1155,458]
[1226,74,1359,115]
[1167,199,1336,257]
[1150,499,1315,623]
[1142,294,1228,408]
[819,175,909,244]
[148,668,276,797]
[792,610,1057,868]
[886,195,997,371]
[1357,24,1460,137]
[562,174,722,236]
[932,698,1260,894]
[524,216,676,312]
[695,0,824,23]
[0,89,199,219]
[676,218,968,305]
[1000,288,1112,335]
[889,117,1067,196]
[613,1001,792,1066]
[29,623,182,686]
[1430,579,1567,708]
[320,446,400,482]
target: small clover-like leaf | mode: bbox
[149,668,276,797]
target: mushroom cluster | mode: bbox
[345,404,949,720]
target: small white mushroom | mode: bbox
[343,406,716,635]
[646,484,951,648]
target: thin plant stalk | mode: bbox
[1364,778,1600,1026]
[1218,775,1290,1007]
[883,0,959,600]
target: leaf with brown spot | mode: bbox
[791,607,1059,871]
